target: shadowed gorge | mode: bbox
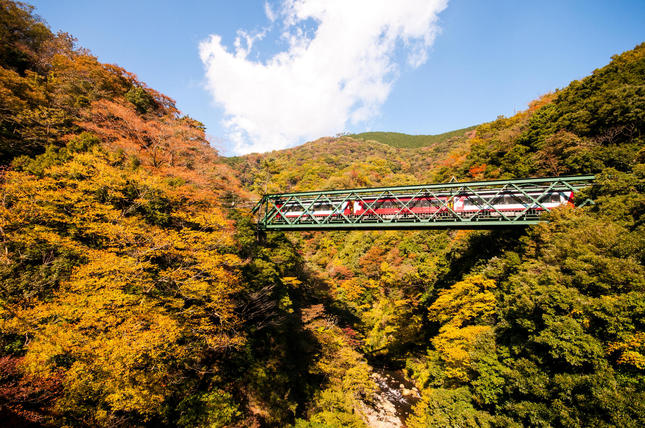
[0,2,643,426]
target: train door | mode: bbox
[353,200,362,215]
[453,196,464,212]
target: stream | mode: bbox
[360,368,421,427]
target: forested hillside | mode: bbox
[224,131,475,196]
[0,1,643,426]
[349,127,477,149]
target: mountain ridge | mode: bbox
[349,126,478,149]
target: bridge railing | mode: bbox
[253,175,595,230]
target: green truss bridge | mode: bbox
[252,175,595,231]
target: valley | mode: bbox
[0,2,643,426]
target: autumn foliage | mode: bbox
[1,1,644,426]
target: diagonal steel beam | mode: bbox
[291,193,323,225]
[391,188,424,222]
[463,184,514,221]
[508,181,557,221]
[355,190,388,223]
[266,195,295,225]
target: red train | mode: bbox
[274,190,574,220]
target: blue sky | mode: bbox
[30,0,644,155]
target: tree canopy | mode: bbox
[0,2,643,426]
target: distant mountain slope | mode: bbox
[225,130,475,196]
[350,126,478,149]
[225,124,479,197]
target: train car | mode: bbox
[275,200,361,218]
[355,196,449,218]
[454,190,574,216]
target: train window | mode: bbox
[465,197,478,208]
[537,193,562,204]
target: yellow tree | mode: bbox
[427,275,497,381]
[1,140,245,425]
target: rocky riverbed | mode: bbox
[359,369,421,427]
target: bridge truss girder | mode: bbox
[253,175,595,231]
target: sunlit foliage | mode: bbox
[1,1,643,426]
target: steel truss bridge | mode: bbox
[253,175,595,231]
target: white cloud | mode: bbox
[200,0,448,154]
[264,1,276,23]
